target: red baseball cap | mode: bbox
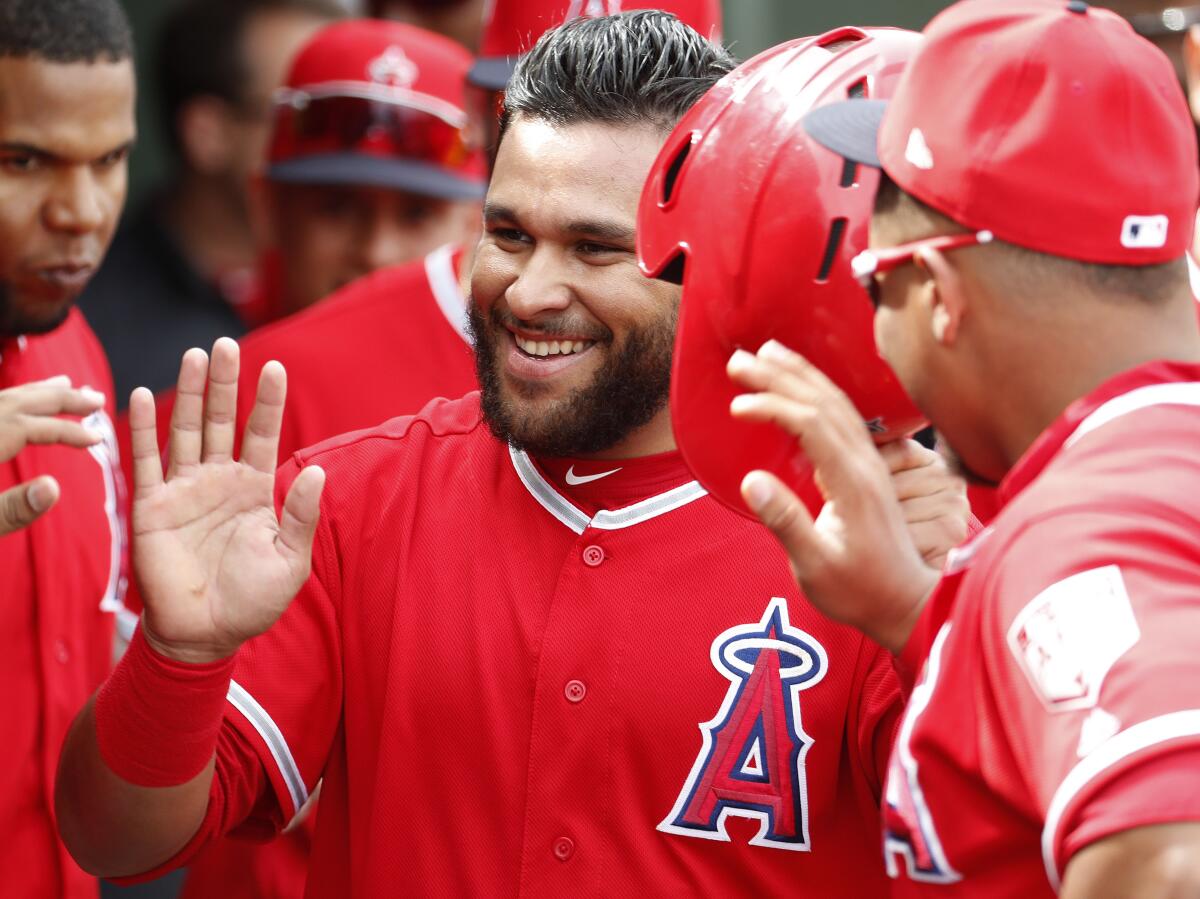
[638,28,926,519]
[469,0,723,90]
[268,19,486,201]
[804,0,1199,265]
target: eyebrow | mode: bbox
[0,138,135,163]
[484,202,635,243]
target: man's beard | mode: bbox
[467,298,677,458]
[0,282,74,337]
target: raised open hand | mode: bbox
[0,375,107,535]
[129,338,325,664]
[727,340,962,653]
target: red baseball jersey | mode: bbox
[175,245,477,898]
[883,360,1200,896]
[0,308,127,899]
[131,392,904,897]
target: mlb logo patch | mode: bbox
[1006,565,1139,713]
[1120,214,1169,249]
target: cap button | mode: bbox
[1066,0,1088,13]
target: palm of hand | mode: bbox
[134,460,300,657]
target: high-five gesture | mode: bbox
[129,338,325,664]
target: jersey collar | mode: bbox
[998,360,1200,506]
[424,243,468,344]
[508,445,707,535]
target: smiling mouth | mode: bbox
[511,333,597,358]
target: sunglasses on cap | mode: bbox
[269,89,477,172]
[852,229,994,308]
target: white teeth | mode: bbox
[515,334,594,357]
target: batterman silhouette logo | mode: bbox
[660,598,828,851]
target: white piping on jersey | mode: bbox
[509,446,708,535]
[1063,382,1200,449]
[114,606,138,643]
[226,680,309,821]
[1041,709,1200,891]
[424,244,469,344]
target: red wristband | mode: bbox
[94,625,236,787]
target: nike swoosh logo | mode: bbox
[565,465,622,486]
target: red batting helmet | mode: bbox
[637,28,926,519]
[469,0,723,90]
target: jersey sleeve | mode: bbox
[220,455,344,827]
[848,637,906,801]
[977,507,1200,886]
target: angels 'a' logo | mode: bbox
[566,0,622,20]
[367,46,418,88]
[660,598,828,851]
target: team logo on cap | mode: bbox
[368,46,419,88]
[904,128,934,171]
[659,598,827,852]
[566,0,623,20]
[1120,215,1169,250]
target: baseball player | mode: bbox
[709,1,1200,895]
[58,14,967,897]
[0,2,135,897]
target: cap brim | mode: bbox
[267,154,486,201]
[802,98,888,168]
[467,56,518,91]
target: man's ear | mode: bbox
[915,246,966,346]
[1185,26,1200,123]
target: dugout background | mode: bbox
[99,0,949,896]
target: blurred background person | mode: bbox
[0,2,135,899]
[79,0,343,409]
[248,17,485,319]
[368,0,487,50]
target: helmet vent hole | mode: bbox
[838,82,867,187]
[662,137,692,206]
[658,252,686,286]
[816,218,848,282]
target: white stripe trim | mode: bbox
[510,446,589,534]
[1041,709,1200,890]
[226,680,309,819]
[425,244,469,344]
[1064,382,1200,449]
[508,446,708,534]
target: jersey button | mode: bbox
[582,544,605,567]
[552,836,575,862]
[564,679,587,703]
[53,639,70,664]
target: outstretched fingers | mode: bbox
[240,361,287,474]
[128,387,165,497]
[202,338,240,465]
[167,348,209,479]
[276,465,325,573]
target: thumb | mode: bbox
[0,476,60,536]
[741,470,821,571]
[276,465,325,577]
